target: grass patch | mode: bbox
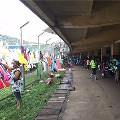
[0,71,65,120]
[0,87,12,100]
[0,69,38,101]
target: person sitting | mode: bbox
[45,72,54,85]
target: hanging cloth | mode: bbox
[0,78,10,89]
[2,80,10,87]
[0,79,4,89]
[0,64,10,81]
[51,59,55,71]
[56,59,62,69]
[47,55,52,66]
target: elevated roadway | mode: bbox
[21,0,120,57]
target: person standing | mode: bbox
[86,58,90,70]
[1,60,23,109]
[90,57,97,80]
[115,59,120,84]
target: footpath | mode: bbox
[34,66,120,120]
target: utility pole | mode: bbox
[20,21,29,90]
[38,32,44,61]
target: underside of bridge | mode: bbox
[21,0,120,54]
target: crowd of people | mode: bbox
[1,46,120,110]
[64,56,120,84]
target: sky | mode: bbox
[0,0,61,44]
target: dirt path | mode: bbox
[62,66,120,120]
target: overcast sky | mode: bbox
[0,0,60,44]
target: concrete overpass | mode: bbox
[20,0,120,59]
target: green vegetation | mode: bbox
[0,71,64,120]
[0,69,38,101]
[0,87,12,100]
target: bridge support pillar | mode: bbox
[87,52,90,58]
[111,43,119,60]
[89,51,94,58]
[93,49,98,59]
[101,47,106,62]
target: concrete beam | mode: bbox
[20,0,55,26]
[59,22,120,29]
[57,2,120,29]
[71,26,120,49]
[20,0,72,51]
